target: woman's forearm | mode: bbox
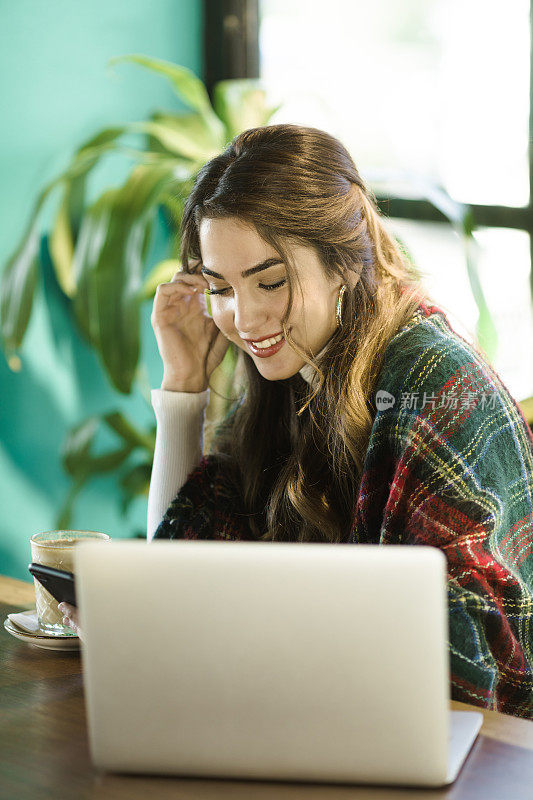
[147,388,209,541]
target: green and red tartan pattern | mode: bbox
[154,304,533,719]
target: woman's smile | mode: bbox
[246,335,286,358]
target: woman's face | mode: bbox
[199,216,343,381]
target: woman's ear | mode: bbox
[344,270,360,291]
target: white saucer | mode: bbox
[3,609,80,651]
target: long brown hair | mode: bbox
[180,124,425,543]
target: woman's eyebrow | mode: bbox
[200,257,283,280]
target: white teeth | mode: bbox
[251,333,284,348]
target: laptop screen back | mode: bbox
[76,540,449,785]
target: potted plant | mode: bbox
[0,54,280,526]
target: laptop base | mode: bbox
[445,711,483,784]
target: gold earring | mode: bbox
[336,284,347,327]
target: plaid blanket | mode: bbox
[154,303,533,719]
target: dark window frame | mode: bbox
[203,0,260,97]
[203,0,533,298]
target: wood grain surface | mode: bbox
[0,576,35,606]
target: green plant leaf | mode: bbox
[212,79,281,140]
[1,127,125,350]
[58,441,133,527]
[219,339,238,378]
[158,180,194,256]
[104,411,155,451]
[72,164,176,393]
[128,113,223,162]
[49,187,76,298]
[77,126,126,155]
[55,477,86,530]
[59,410,150,523]
[60,409,136,515]
[58,127,125,184]
[48,128,126,298]
[141,258,180,300]
[160,190,189,228]
[463,228,498,362]
[0,218,41,362]
[0,175,59,363]
[61,414,132,478]
[119,462,152,515]
[153,110,226,150]
[64,172,86,240]
[113,146,195,171]
[70,188,114,348]
[89,445,134,473]
[427,196,498,362]
[109,54,224,141]
[61,416,99,477]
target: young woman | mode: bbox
[62,124,533,719]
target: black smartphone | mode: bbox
[28,563,77,607]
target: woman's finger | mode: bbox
[153,277,207,307]
[63,614,84,642]
[58,602,83,640]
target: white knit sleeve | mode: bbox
[147,388,210,541]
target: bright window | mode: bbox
[259,0,530,206]
[258,0,533,399]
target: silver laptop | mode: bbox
[75,540,482,787]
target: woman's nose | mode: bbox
[233,293,269,335]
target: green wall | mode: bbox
[0,0,203,579]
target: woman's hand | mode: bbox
[58,602,84,641]
[151,267,229,392]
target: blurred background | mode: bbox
[1,0,532,580]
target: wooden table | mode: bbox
[2,576,533,799]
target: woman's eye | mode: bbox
[206,279,287,296]
[261,279,287,291]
